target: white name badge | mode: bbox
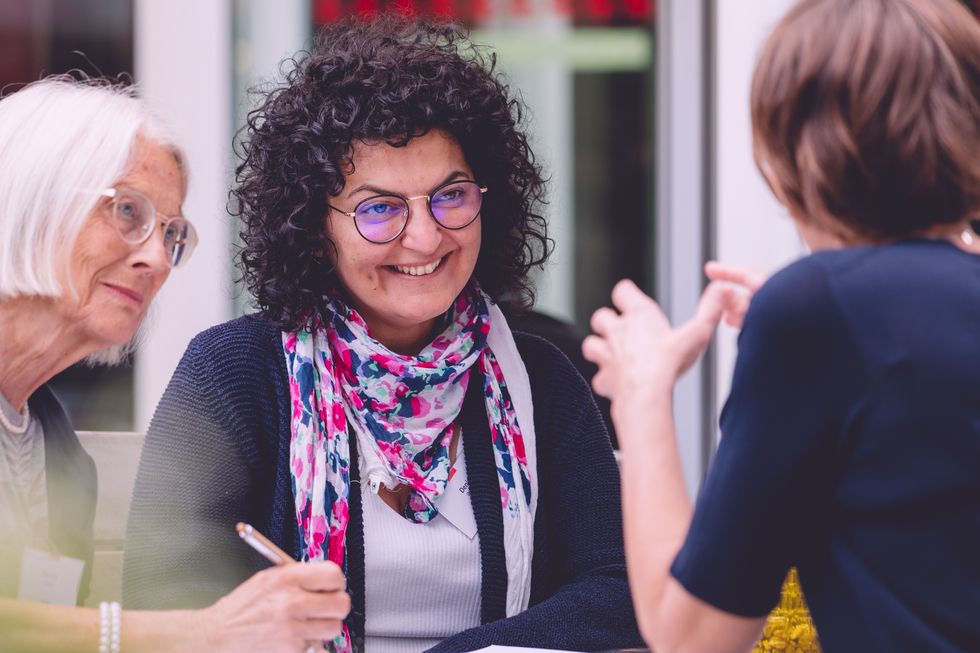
[438,462,478,540]
[17,547,85,606]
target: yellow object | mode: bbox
[752,568,821,653]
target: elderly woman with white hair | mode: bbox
[0,77,349,652]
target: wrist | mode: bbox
[613,378,673,415]
[194,606,219,653]
[98,602,121,653]
[121,608,211,653]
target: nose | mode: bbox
[130,221,173,274]
[398,197,441,254]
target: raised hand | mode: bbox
[583,279,736,404]
[703,261,768,328]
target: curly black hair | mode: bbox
[233,15,551,333]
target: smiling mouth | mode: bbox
[391,256,445,277]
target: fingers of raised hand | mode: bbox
[671,283,736,377]
[724,288,754,328]
[686,282,736,344]
[610,278,658,314]
[695,282,737,326]
[589,306,621,337]
[590,367,617,399]
[704,261,768,293]
[582,335,616,398]
[582,333,611,366]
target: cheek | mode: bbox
[333,242,387,293]
[148,268,172,302]
[462,226,482,272]
[67,222,116,292]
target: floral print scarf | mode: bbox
[283,282,535,653]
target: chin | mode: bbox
[81,343,132,367]
[83,309,154,367]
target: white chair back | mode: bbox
[76,431,145,607]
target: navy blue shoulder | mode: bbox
[511,330,586,389]
[177,315,287,407]
[740,253,845,343]
[184,313,281,361]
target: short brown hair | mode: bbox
[752,0,980,239]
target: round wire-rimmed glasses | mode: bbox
[329,179,488,244]
[101,188,198,268]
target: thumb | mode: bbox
[678,282,735,355]
[695,282,736,329]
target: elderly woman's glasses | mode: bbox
[101,188,198,268]
[330,180,487,244]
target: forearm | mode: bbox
[0,599,98,652]
[614,385,693,645]
[586,280,767,653]
[123,609,205,652]
[0,598,203,653]
[615,386,767,653]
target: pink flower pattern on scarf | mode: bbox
[283,282,530,653]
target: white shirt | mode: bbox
[362,446,482,653]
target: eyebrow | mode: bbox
[345,171,472,198]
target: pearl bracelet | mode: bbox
[99,601,121,653]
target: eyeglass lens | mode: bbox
[114,192,156,243]
[354,180,483,243]
[112,190,197,268]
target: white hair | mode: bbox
[0,77,188,298]
[0,76,188,365]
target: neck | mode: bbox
[0,296,104,411]
[918,219,980,254]
[373,318,439,357]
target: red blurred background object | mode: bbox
[311,0,655,27]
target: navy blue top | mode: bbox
[122,315,643,652]
[672,241,980,652]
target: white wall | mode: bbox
[133,0,234,430]
[712,0,807,439]
[477,14,577,324]
[238,0,310,85]
[509,63,575,323]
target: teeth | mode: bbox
[394,258,442,276]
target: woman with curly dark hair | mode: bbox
[122,15,643,653]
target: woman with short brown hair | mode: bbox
[585,0,980,652]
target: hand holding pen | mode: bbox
[235,523,346,653]
[192,524,349,653]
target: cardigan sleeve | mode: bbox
[426,333,644,652]
[122,318,289,610]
